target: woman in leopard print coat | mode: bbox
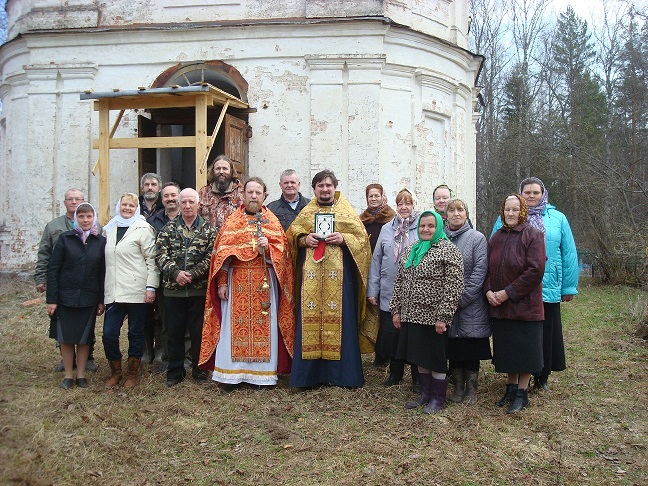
[390,210,464,414]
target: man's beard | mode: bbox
[144,191,158,201]
[215,176,232,194]
[246,201,261,213]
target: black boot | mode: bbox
[382,361,405,387]
[410,365,421,393]
[506,387,530,414]
[405,372,431,409]
[533,374,551,392]
[496,383,518,407]
[447,368,465,403]
[463,370,479,405]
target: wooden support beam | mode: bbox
[198,99,230,176]
[92,136,197,149]
[195,94,208,190]
[98,100,110,225]
[93,96,214,111]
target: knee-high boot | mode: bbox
[382,361,405,387]
[423,377,448,414]
[405,373,431,409]
[447,368,465,403]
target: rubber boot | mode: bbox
[495,383,518,407]
[506,387,530,414]
[405,372,431,409]
[447,368,465,403]
[462,370,479,405]
[411,365,421,393]
[123,357,141,388]
[382,361,405,387]
[423,377,447,414]
[105,360,122,388]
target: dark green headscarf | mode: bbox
[404,210,448,268]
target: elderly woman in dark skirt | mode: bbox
[367,188,419,388]
[485,194,546,414]
[47,203,106,389]
[443,197,491,405]
[390,210,464,414]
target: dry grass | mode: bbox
[0,274,646,485]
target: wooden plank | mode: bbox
[94,97,210,111]
[199,99,230,177]
[92,136,197,149]
[97,99,110,225]
[195,94,208,190]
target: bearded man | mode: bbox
[198,155,243,234]
[199,177,295,386]
[287,170,373,388]
[139,173,163,220]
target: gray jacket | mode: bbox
[367,216,419,311]
[444,222,491,338]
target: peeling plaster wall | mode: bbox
[5,0,470,49]
[0,2,481,270]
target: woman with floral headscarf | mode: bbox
[367,189,420,388]
[485,194,546,414]
[103,193,159,389]
[491,178,578,392]
[47,203,106,389]
[390,210,464,414]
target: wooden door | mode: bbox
[224,114,247,181]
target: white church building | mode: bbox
[0,0,482,270]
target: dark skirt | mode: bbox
[394,322,448,374]
[492,318,543,374]
[447,337,492,361]
[540,302,566,375]
[55,305,97,345]
[375,310,400,359]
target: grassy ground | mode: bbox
[0,274,646,485]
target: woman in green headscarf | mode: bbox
[389,211,464,414]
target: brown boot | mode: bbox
[105,360,122,388]
[123,357,141,388]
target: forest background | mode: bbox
[471,0,647,285]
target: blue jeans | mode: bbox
[102,303,148,360]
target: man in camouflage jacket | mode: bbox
[156,188,217,387]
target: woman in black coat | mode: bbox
[47,203,106,389]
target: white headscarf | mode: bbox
[103,194,146,233]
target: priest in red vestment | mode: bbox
[199,177,295,386]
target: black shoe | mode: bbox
[194,372,209,384]
[382,374,403,387]
[534,375,551,392]
[506,388,530,414]
[59,378,74,390]
[85,360,98,372]
[76,378,89,388]
[165,377,183,387]
[496,383,518,407]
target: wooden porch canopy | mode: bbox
[80,84,249,224]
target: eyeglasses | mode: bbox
[65,197,84,202]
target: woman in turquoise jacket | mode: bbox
[491,177,578,391]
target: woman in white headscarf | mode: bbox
[47,203,106,389]
[103,193,159,389]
